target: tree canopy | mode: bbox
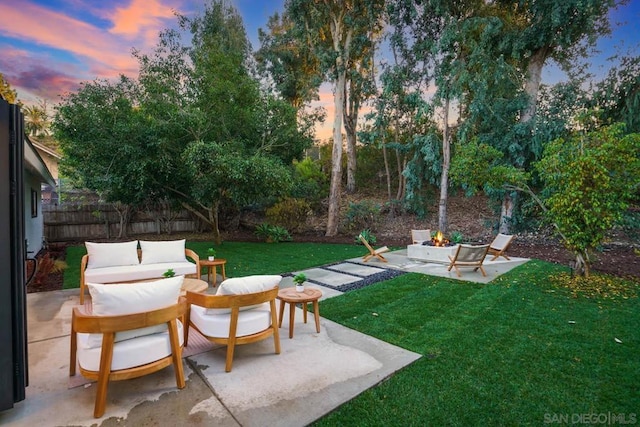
[53,0,303,243]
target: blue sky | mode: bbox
[0,0,637,139]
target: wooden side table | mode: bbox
[277,287,322,339]
[181,278,208,295]
[199,258,227,286]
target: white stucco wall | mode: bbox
[24,171,44,256]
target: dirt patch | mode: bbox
[28,194,639,293]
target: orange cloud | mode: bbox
[109,0,178,46]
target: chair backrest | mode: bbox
[186,286,279,311]
[454,244,490,262]
[490,233,514,250]
[411,229,431,244]
[358,234,375,253]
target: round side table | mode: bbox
[181,278,208,295]
[199,258,227,286]
[277,287,322,339]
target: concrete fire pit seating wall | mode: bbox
[407,243,460,264]
[79,239,200,304]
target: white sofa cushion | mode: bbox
[215,275,282,296]
[140,239,187,265]
[84,262,196,284]
[191,303,272,338]
[204,275,281,315]
[85,241,139,269]
[85,276,183,349]
[77,321,184,371]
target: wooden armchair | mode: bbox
[488,233,515,261]
[70,297,187,418]
[447,244,490,277]
[358,234,389,263]
[185,279,281,373]
[411,229,431,244]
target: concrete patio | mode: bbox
[0,250,528,426]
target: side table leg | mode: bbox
[212,266,217,286]
[289,302,295,339]
[278,300,285,328]
[303,302,308,323]
[313,300,321,333]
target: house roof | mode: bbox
[24,135,55,187]
[31,139,62,160]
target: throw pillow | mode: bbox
[85,276,183,348]
[216,275,282,296]
[85,241,140,269]
[139,239,187,265]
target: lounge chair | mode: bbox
[70,278,187,418]
[411,229,431,244]
[488,233,515,261]
[359,234,389,263]
[447,244,490,277]
[184,275,281,372]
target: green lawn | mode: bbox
[63,242,639,425]
[314,260,640,426]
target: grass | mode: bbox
[313,260,640,426]
[63,242,640,425]
[63,241,368,289]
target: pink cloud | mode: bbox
[109,0,179,46]
[0,2,139,75]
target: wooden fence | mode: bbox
[43,203,198,242]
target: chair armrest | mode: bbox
[80,254,89,285]
[72,297,187,334]
[185,248,200,277]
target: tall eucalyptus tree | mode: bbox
[286,0,385,236]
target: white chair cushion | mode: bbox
[216,275,282,296]
[77,321,184,372]
[191,303,272,338]
[85,276,183,348]
[84,262,196,284]
[85,241,139,269]
[140,239,187,265]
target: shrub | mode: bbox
[449,231,464,244]
[344,200,382,232]
[290,158,329,210]
[266,197,311,232]
[356,229,377,245]
[254,223,292,243]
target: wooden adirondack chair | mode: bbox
[359,234,389,263]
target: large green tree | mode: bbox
[491,0,618,233]
[54,0,298,243]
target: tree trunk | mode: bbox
[326,70,346,236]
[500,47,548,233]
[344,107,358,194]
[572,252,590,278]
[382,140,391,201]
[521,47,547,124]
[438,97,450,233]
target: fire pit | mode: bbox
[423,231,455,247]
[407,231,459,264]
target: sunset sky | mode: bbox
[0,0,637,141]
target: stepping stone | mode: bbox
[326,263,386,277]
[301,268,362,287]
